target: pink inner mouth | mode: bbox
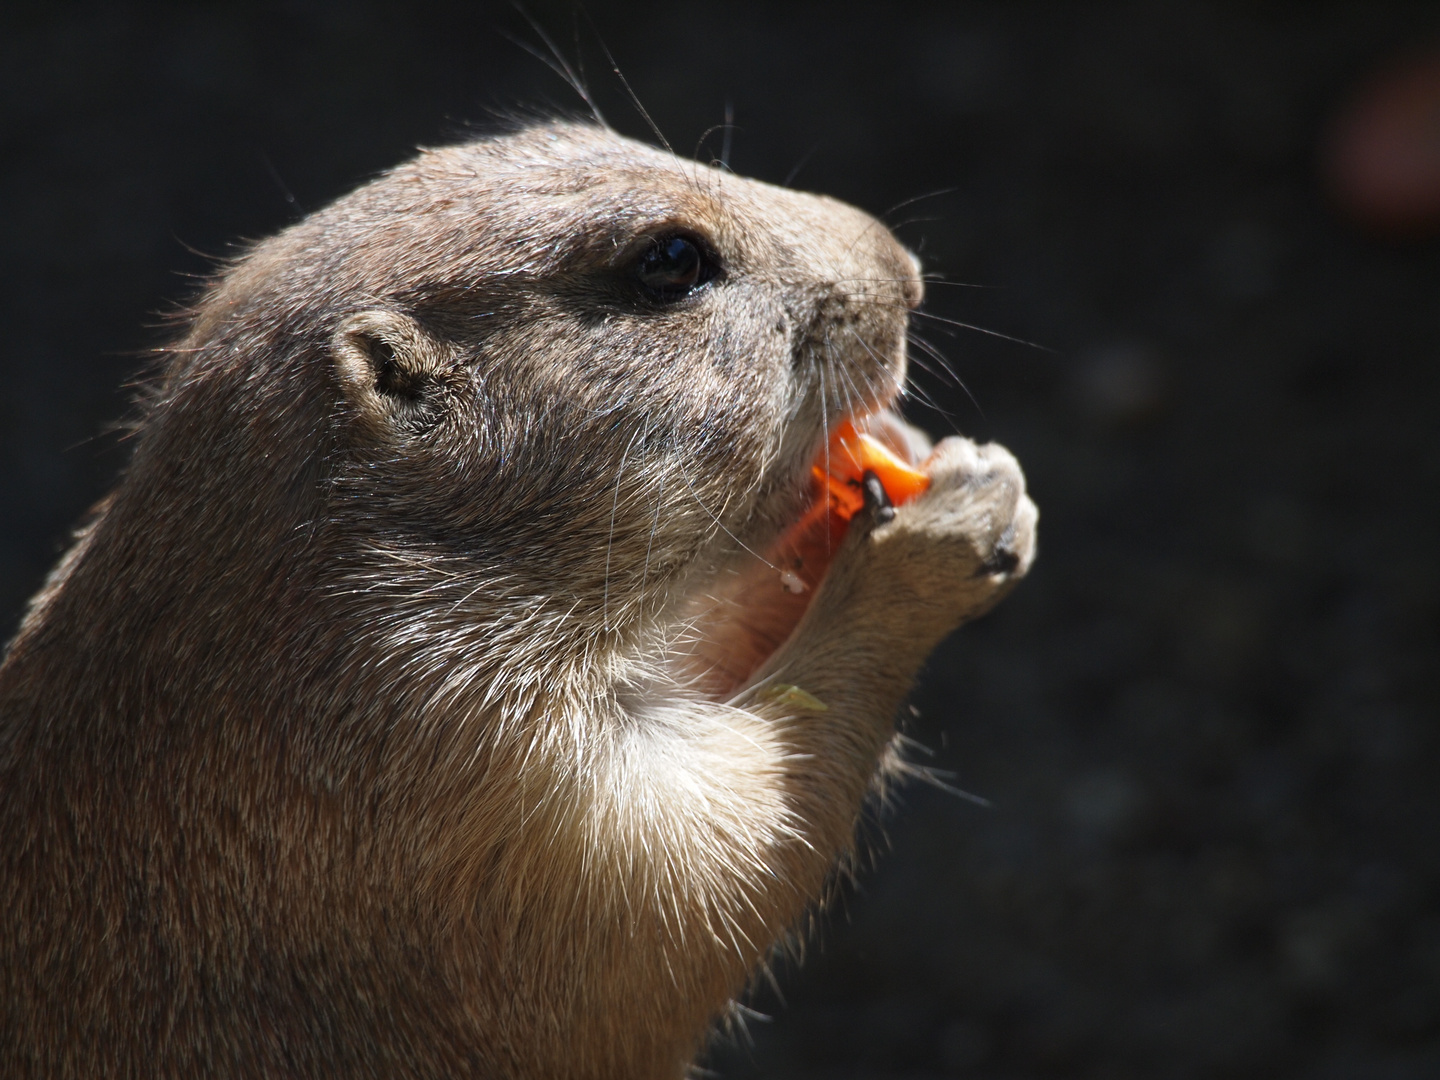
[678,410,929,700]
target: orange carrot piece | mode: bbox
[812,419,930,522]
[763,418,933,600]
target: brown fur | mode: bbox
[0,123,1036,1078]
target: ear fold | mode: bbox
[332,309,451,436]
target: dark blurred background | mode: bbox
[3,2,1438,1076]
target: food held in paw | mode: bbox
[761,416,933,602]
[814,418,931,522]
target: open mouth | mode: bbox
[677,408,931,701]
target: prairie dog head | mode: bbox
[150,122,922,655]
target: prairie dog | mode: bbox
[0,123,1036,1078]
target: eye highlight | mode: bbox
[634,234,721,300]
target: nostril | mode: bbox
[903,249,925,310]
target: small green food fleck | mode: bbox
[760,683,829,712]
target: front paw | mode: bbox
[859,435,1037,626]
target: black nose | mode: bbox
[902,249,925,310]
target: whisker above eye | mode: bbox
[878,187,960,222]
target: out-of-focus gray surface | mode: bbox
[2,4,1437,1076]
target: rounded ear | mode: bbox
[332,309,451,436]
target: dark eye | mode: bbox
[634,234,719,299]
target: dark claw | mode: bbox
[976,547,1021,576]
[861,469,895,524]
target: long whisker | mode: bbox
[921,275,994,289]
[784,141,824,187]
[676,465,778,572]
[602,425,645,634]
[905,330,964,387]
[910,309,1052,352]
[824,290,1052,354]
[720,101,735,171]
[641,457,666,600]
[893,362,955,420]
[879,187,959,222]
[822,274,995,291]
[502,6,607,127]
[825,275,988,290]
[885,215,944,234]
[836,186,960,271]
[586,22,674,157]
[819,347,831,476]
[833,329,887,425]
[906,331,981,420]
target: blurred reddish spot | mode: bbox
[1327,49,1440,237]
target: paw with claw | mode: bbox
[852,435,1038,638]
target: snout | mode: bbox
[901,248,925,310]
